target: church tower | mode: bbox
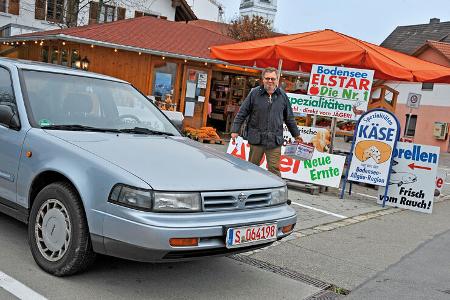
[239,0,278,24]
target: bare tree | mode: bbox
[227,15,274,42]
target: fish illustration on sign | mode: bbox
[388,172,417,186]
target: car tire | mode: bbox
[28,182,96,276]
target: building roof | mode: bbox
[186,18,285,40]
[9,17,237,60]
[381,18,450,54]
[187,19,230,36]
[414,40,450,62]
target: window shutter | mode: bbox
[117,7,125,20]
[34,0,45,20]
[8,0,20,15]
[89,1,99,24]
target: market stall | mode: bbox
[211,29,450,189]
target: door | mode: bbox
[0,66,25,204]
[180,66,212,128]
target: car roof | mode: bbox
[0,57,127,83]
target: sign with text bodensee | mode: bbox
[378,142,439,213]
[348,110,399,186]
[308,65,374,102]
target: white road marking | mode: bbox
[338,188,378,199]
[0,271,47,300]
[356,192,378,199]
[291,202,347,219]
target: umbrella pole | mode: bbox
[277,59,283,82]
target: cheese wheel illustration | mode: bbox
[354,140,392,164]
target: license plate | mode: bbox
[226,223,277,248]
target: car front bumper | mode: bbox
[92,204,297,262]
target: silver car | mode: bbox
[0,58,297,276]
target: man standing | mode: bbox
[231,67,302,177]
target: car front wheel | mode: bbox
[28,182,96,276]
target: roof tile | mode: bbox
[381,20,450,54]
[18,17,237,59]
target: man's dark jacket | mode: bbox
[231,86,300,149]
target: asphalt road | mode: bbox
[0,213,320,300]
[1,142,449,299]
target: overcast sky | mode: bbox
[218,0,450,44]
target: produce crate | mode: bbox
[196,137,224,145]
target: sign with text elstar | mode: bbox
[308,64,375,102]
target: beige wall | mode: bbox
[417,48,450,67]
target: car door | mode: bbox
[0,66,25,204]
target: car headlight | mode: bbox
[109,184,152,211]
[153,192,201,212]
[271,186,288,205]
[109,184,202,212]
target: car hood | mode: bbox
[46,131,284,191]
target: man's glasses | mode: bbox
[264,77,277,81]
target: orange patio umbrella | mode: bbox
[210,29,450,83]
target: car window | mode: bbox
[0,67,16,107]
[21,70,180,136]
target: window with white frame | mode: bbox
[404,114,417,137]
[99,4,115,23]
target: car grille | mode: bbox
[202,189,273,212]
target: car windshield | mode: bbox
[21,70,180,136]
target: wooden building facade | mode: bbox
[0,16,265,130]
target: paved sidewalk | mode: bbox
[347,228,450,299]
[240,199,450,291]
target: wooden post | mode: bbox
[277,59,283,81]
[329,117,337,154]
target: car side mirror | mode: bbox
[0,104,20,130]
[162,110,184,130]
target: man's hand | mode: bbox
[294,135,303,143]
[231,132,239,142]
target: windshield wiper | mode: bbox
[41,124,121,133]
[119,127,174,136]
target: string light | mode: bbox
[22,42,25,45]
[184,59,187,63]
[204,62,208,66]
[114,49,118,52]
[62,41,66,46]
[34,41,38,44]
[138,52,142,55]
[162,56,165,60]
[91,44,94,48]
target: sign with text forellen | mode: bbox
[347,109,400,186]
[378,142,439,213]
